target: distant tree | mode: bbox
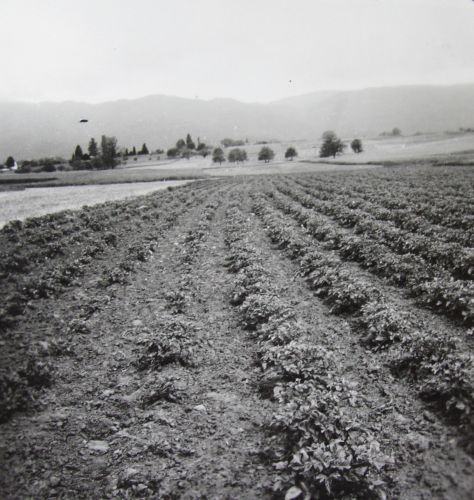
[139,143,149,155]
[285,147,298,161]
[392,127,401,136]
[186,133,195,150]
[167,147,179,158]
[42,161,57,172]
[176,139,186,150]
[5,156,16,168]
[88,137,98,157]
[196,142,206,151]
[228,148,247,163]
[100,135,118,168]
[350,138,363,153]
[131,146,137,156]
[212,147,225,164]
[228,149,237,162]
[258,146,275,163]
[72,145,84,161]
[319,131,345,158]
[124,148,129,156]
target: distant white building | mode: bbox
[0,160,18,172]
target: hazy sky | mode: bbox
[1,0,474,103]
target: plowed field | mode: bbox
[1,166,474,499]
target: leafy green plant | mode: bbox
[239,294,294,330]
[136,318,196,370]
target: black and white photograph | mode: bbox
[1,0,474,498]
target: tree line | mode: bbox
[70,136,118,169]
[166,133,211,159]
[318,131,364,158]
[5,128,376,175]
[210,145,298,165]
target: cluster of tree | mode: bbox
[211,147,247,164]
[70,136,118,170]
[319,131,364,158]
[124,144,149,157]
[258,146,298,162]
[220,138,247,148]
[380,127,402,137]
[18,157,66,173]
[167,134,210,159]
[211,145,298,165]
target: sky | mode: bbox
[1,0,474,103]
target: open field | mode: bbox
[2,131,473,189]
[0,163,205,190]
[1,165,474,498]
[321,132,474,166]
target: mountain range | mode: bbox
[1,83,474,160]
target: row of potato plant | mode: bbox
[294,170,474,242]
[290,174,473,251]
[0,184,221,424]
[223,199,390,499]
[0,186,213,329]
[268,186,474,327]
[0,181,215,278]
[137,199,220,374]
[277,179,474,281]
[253,195,474,442]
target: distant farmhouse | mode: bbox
[0,157,18,172]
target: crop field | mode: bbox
[1,165,474,498]
[0,180,192,228]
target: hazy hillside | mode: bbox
[275,84,474,137]
[1,84,474,159]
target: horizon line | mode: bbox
[1,81,474,107]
